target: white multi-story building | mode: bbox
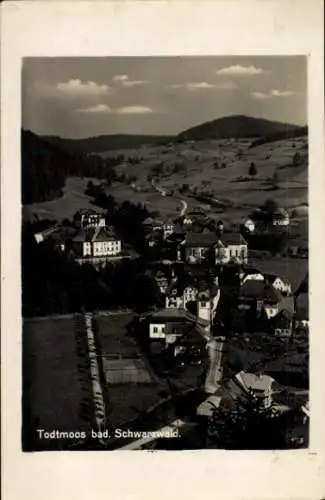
[72,225,122,266]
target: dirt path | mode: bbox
[204,338,225,394]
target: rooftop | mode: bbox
[150,307,197,323]
[219,232,246,246]
[235,371,275,393]
[240,281,283,303]
[185,231,218,248]
[72,226,118,243]
[295,293,308,319]
[142,217,163,226]
[264,273,291,286]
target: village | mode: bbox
[26,191,309,450]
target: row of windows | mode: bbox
[152,326,165,333]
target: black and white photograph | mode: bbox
[21,55,309,452]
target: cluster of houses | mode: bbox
[143,212,248,266]
[138,206,308,354]
[34,209,124,268]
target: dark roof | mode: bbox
[185,231,218,248]
[271,309,294,326]
[72,226,118,243]
[240,281,283,303]
[249,259,308,294]
[219,232,246,246]
[295,273,309,296]
[264,273,291,286]
[79,208,104,216]
[150,308,197,323]
[241,266,263,276]
[142,217,163,226]
[295,293,308,320]
[278,296,295,315]
[175,325,206,346]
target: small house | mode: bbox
[215,232,248,265]
[233,371,275,409]
[78,209,106,229]
[238,280,283,319]
[184,232,219,264]
[264,274,292,296]
[270,309,293,338]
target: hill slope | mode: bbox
[177,115,306,142]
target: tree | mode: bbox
[207,391,283,449]
[248,162,257,177]
[292,151,301,166]
[272,170,280,190]
[262,198,279,214]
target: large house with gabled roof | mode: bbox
[71,225,122,266]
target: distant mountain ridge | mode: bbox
[42,134,174,155]
[41,116,307,154]
[177,115,307,142]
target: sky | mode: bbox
[22,56,307,139]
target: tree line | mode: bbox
[22,130,125,204]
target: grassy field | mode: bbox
[102,136,308,215]
[22,315,92,449]
[23,177,103,222]
[24,136,308,226]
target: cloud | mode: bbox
[250,92,271,100]
[168,81,237,91]
[56,79,111,95]
[76,104,112,113]
[186,82,216,90]
[122,80,148,87]
[250,89,297,99]
[216,65,267,76]
[115,105,154,114]
[113,75,147,87]
[113,74,129,82]
[271,89,296,97]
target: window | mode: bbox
[153,327,158,333]
[201,301,207,308]
[161,326,165,333]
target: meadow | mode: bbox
[23,136,308,227]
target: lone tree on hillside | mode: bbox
[272,171,280,190]
[292,151,301,166]
[262,198,279,214]
[248,162,257,177]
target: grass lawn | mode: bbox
[22,315,93,449]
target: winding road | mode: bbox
[151,178,188,218]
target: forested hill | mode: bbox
[22,130,69,204]
[177,115,307,142]
[22,130,118,204]
[42,134,174,155]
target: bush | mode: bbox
[248,162,257,177]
